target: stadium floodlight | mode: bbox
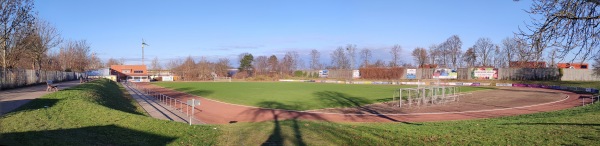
[142,39,149,65]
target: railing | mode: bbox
[123,81,202,124]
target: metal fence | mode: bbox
[123,82,203,125]
[0,69,83,91]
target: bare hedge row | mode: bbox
[359,67,405,80]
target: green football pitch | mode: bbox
[153,82,488,110]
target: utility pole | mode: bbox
[346,45,355,84]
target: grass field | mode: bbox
[1,79,599,145]
[153,82,490,110]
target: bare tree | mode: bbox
[411,47,428,68]
[196,57,212,80]
[593,56,600,77]
[290,51,303,70]
[180,56,196,80]
[428,44,440,65]
[309,49,321,70]
[106,58,123,67]
[437,43,450,68]
[280,53,293,74]
[254,55,269,75]
[389,44,402,67]
[463,47,477,68]
[473,37,496,66]
[519,0,600,63]
[501,37,518,64]
[214,58,230,77]
[372,59,386,67]
[493,45,506,68]
[42,51,61,71]
[279,51,302,75]
[22,19,62,70]
[58,40,91,72]
[0,0,35,70]
[330,47,349,69]
[359,48,372,68]
[546,48,559,68]
[444,35,462,68]
[166,58,182,70]
[151,56,161,75]
[346,44,356,70]
[515,37,534,63]
[88,52,103,70]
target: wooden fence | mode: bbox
[0,69,82,90]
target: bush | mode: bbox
[294,71,304,77]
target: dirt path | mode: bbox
[136,83,590,124]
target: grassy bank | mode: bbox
[0,79,219,145]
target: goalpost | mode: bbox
[211,72,231,82]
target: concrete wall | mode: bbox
[561,69,600,81]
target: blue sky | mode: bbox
[35,0,537,67]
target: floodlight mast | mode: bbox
[142,39,149,65]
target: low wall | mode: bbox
[298,68,600,81]
[0,69,83,90]
[278,79,599,94]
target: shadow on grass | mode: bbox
[238,100,422,145]
[172,87,214,97]
[503,123,600,126]
[236,101,328,146]
[1,99,60,115]
[313,91,420,125]
[0,124,176,145]
[59,80,145,115]
[468,86,497,90]
[255,101,313,146]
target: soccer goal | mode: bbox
[211,72,231,82]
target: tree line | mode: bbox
[1,0,100,72]
[412,35,535,69]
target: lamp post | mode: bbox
[346,46,355,84]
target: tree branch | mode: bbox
[553,14,600,20]
[586,0,600,5]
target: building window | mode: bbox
[134,70,143,73]
[122,70,130,73]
